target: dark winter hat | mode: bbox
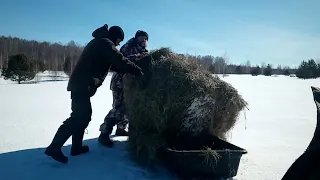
[135,30,149,40]
[109,26,125,41]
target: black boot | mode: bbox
[44,124,72,163]
[45,146,68,164]
[115,128,128,136]
[98,132,114,147]
[71,145,89,156]
[71,130,90,156]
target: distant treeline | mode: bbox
[0,36,83,72]
[183,54,297,76]
[0,35,319,81]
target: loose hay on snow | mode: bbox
[122,48,248,165]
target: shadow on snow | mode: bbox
[0,138,174,180]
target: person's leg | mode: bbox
[110,73,128,135]
[98,90,122,147]
[71,130,89,156]
[44,118,73,163]
[99,74,126,146]
[45,92,92,163]
[70,93,92,156]
[100,109,118,135]
[115,88,128,136]
[99,73,120,135]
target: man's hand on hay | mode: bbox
[128,52,149,61]
[110,64,144,76]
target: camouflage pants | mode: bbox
[99,73,128,134]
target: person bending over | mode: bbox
[44,24,143,164]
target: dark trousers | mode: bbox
[49,91,92,149]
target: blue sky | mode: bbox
[0,0,319,67]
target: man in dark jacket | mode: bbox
[98,30,149,147]
[44,24,143,164]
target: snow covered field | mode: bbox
[0,72,319,180]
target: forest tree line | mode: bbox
[0,36,83,72]
[0,36,296,75]
[0,35,319,83]
[187,54,297,76]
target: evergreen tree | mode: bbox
[296,59,319,79]
[1,54,36,84]
[307,59,318,78]
[208,64,215,74]
[63,56,72,76]
[283,68,290,76]
[235,65,244,74]
[263,64,272,76]
[250,66,261,76]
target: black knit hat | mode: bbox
[135,30,149,40]
[109,26,125,41]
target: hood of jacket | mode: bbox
[92,24,109,39]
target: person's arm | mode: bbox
[103,42,143,76]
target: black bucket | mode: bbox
[163,134,247,179]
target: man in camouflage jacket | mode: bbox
[98,30,149,147]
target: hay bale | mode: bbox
[123,48,247,164]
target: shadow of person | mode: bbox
[0,138,173,180]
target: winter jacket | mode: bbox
[120,38,148,62]
[67,25,142,96]
[109,37,148,73]
[109,37,149,90]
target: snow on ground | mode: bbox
[0,72,320,180]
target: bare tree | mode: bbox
[260,62,266,75]
[245,60,251,74]
[222,51,229,76]
[274,65,282,75]
[0,45,3,70]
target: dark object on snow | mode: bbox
[163,134,247,179]
[282,86,320,180]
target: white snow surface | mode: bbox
[1,72,320,180]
